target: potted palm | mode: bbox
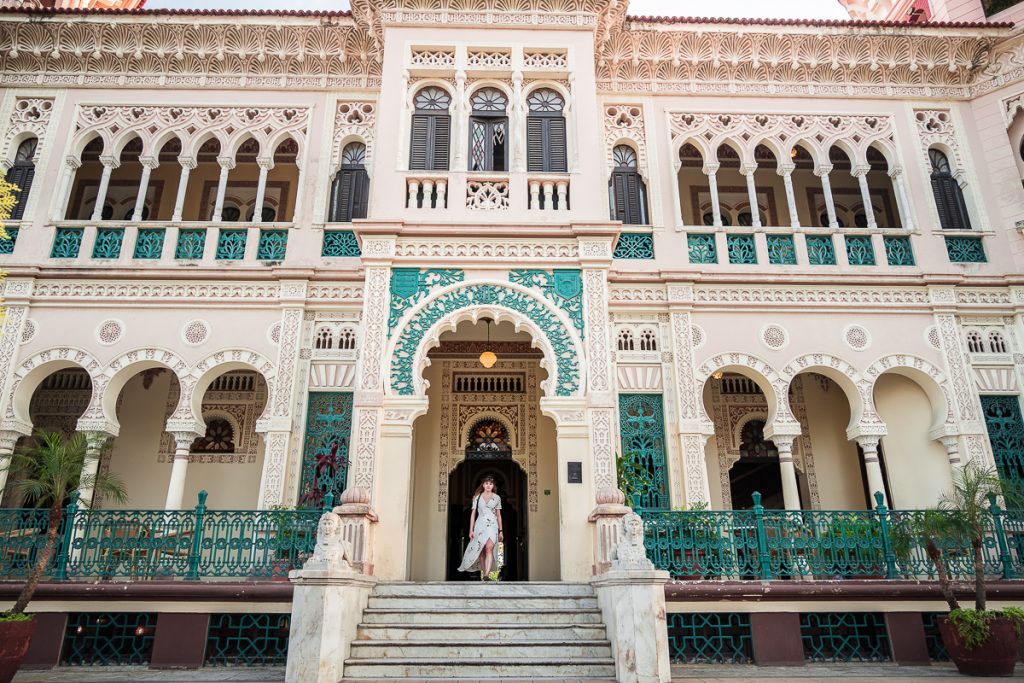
[891,462,1023,676]
[0,431,127,683]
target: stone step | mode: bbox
[342,657,617,679]
[366,595,599,610]
[355,623,608,641]
[370,581,594,598]
[348,639,612,659]
[361,607,604,625]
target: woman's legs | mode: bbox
[482,539,495,577]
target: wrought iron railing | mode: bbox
[0,491,328,582]
[639,492,1024,581]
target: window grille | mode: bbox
[329,142,369,222]
[409,87,452,171]
[989,331,1008,353]
[638,328,657,351]
[929,149,971,230]
[966,330,985,353]
[526,88,567,173]
[617,329,635,351]
[314,327,334,349]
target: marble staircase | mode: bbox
[343,581,617,679]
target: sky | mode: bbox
[143,0,851,21]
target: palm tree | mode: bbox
[3,431,127,615]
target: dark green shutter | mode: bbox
[6,163,34,220]
[409,115,430,170]
[527,117,545,172]
[546,117,567,172]
[930,175,971,230]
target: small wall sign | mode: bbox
[567,461,582,483]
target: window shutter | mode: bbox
[409,115,430,170]
[351,169,370,220]
[527,117,544,172]
[624,172,642,225]
[432,114,451,171]
[329,170,353,222]
[546,117,567,173]
[610,172,628,221]
[931,175,971,230]
[6,164,34,220]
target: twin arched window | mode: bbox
[6,138,37,221]
[329,142,370,222]
[929,149,971,231]
[609,145,648,225]
[410,87,452,171]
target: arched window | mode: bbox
[409,86,451,171]
[329,142,370,222]
[966,330,985,353]
[314,326,334,350]
[6,138,37,220]
[638,328,657,352]
[221,206,241,222]
[191,418,235,454]
[608,145,648,225]
[989,331,1008,353]
[469,88,508,172]
[526,88,567,173]
[739,420,778,460]
[617,328,635,351]
[338,327,357,350]
[703,209,731,227]
[929,149,971,230]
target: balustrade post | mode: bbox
[435,180,447,208]
[407,179,420,208]
[874,492,898,580]
[542,181,554,210]
[529,180,540,209]
[53,491,79,582]
[752,491,772,580]
[422,180,435,210]
[185,489,207,582]
[556,180,569,210]
[989,493,1014,580]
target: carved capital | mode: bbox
[64,155,82,170]
[256,156,275,171]
[776,163,795,177]
[139,155,159,170]
[813,164,833,177]
[99,155,120,170]
[177,156,197,170]
[171,431,199,453]
[216,156,236,171]
[702,162,720,175]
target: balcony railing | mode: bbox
[639,493,1023,582]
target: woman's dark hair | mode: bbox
[473,475,497,497]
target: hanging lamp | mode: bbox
[479,317,497,369]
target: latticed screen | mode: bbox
[205,613,290,666]
[800,612,891,662]
[981,395,1024,487]
[922,613,950,661]
[667,613,753,663]
[299,392,354,508]
[62,613,156,666]
[618,393,669,509]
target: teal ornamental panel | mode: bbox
[945,236,986,263]
[205,613,290,666]
[613,233,654,259]
[91,228,124,259]
[322,230,361,257]
[175,228,207,259]
[687,234,717,264]
[391,283,580,397]
[508,269,584,339]
[51,227,83,258]
[618,393,669,510]
[257,229,288,260]
[922,613,950,661]
[845,235,875,266]
[0,227,19,254]
[298,392,354,508]
[805,235,836,265]
[766,234,797,265]
[215,229,247,260]
[388,268,464,332]
[61,613,157,665]
[883,236,915,266]
[133,228,165,259]
[726,234,757,264]
[981,395,1024,486]
[800,612,891,662]
[667,613,753,663]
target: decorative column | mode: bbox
[76,432,113,509]
[939,435,962,469]
[815,164,838,228]
[131,156,158,222]
[90,156,120,221]
[741,163,762,228]
[774,436,802,510]
[53,156,81,221]
[704,162,722,227]
[0,430,23,499]
[211,156,235,222]
[856,436,888,507]
[778,163,800,229]
[171,156,196,222]
[253,156,274,224]
[852,165,878,229]
[164,432,196,510]
[890,167,915,231]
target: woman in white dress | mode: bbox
[457,476,504,580]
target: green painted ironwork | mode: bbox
[613,233,654,259]
[0,507,52,578]
[805,235,836,265]
[619,393,669,510]
[390,283,581,397]
[726,234,757,264]
[62,612,156,666]
[388,268,464,332]
[922,613,950,661]
[883,236,915,266]
[508,269,584,339]
[766,234,797,265]
[0,227,19,254]
[133,228,165,259]
[800,612,891,662]
[175,228,207,260]
[299,392,353,508]
[667,613,753,663]
[91,228,124,259]
[945,236,986,263]
[205,613,290,666]
[215,229,247,260]
[51,227,84,258]
[322,230,361,257]
[845,236,875,265]
[257,229,288,260]
[688,234,717,264]
[981,395,1024,487]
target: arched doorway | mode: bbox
[729,419,787,510]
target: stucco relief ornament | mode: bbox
[612,512,654,571]
[303,511,354,573]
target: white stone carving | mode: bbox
[181,320,210,346]
[1,97,53,163]
[19,318,36,345]
[95,319,124,346]
[759,324,789,351]
[331,102,377,172]
[612,512,654,571]
[304,511,354,573]
[466,179,510,210]
[843,324,871,352]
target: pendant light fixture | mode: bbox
[479,317,497,368]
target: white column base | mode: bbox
[591,569,672,683]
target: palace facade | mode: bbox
[1,0,1024,676]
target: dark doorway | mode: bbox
[446,458,528,581]
[729,419,799,510]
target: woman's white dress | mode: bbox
[457,493,501,573]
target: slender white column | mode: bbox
[55,157,82,221]
[164,432,197,510]
[815,164,838,228]
[171,156,196,222]
[857,437,888,508]
[776,437,802,510]
[76,433,111,510]
[212,156,235,222]
[90,156,120,221]
[890,167,915,231]
[778,163,800,228]
[253,156,274,224]
[704,162,722,227]
[853,166,878,229]
[131,156,158,222]
[741,163,762,228]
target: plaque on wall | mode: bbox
[567,461,582,483]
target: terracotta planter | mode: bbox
[938,615,1019,677]
[0,617,37,683]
